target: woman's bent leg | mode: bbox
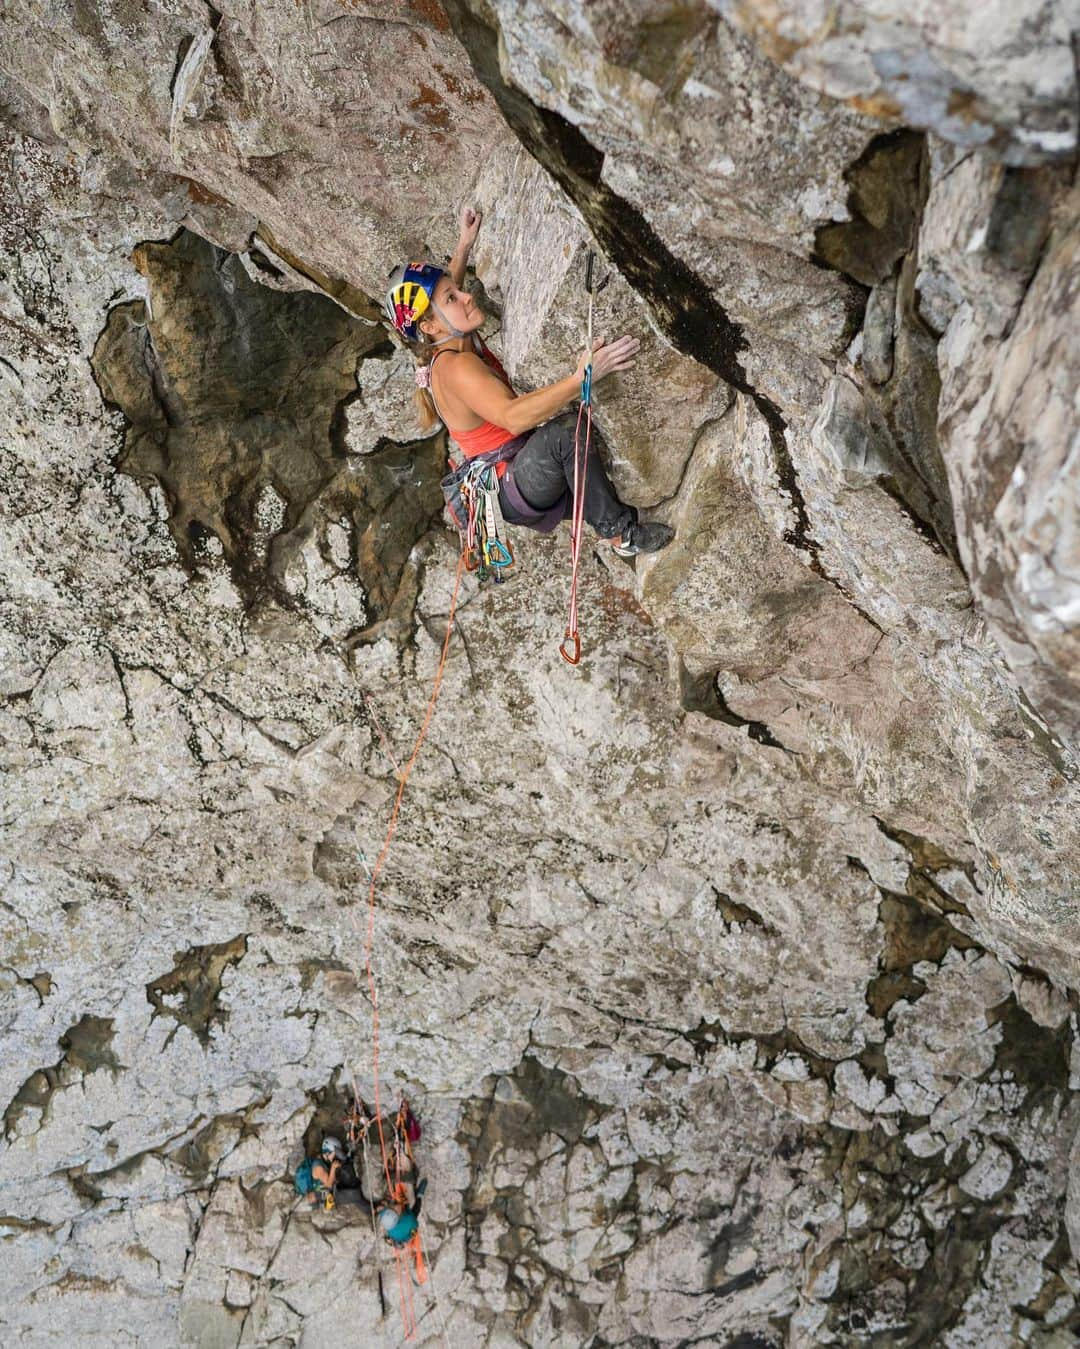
[509,414,634,539]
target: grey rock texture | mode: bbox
[1,3,1078,1347]
[717,0,1079,165]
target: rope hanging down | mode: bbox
[345,249,605,1338]
[560,250,600,666]
[346,555,464,1344]
[362,552,465,1192]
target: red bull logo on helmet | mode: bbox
[386,261,444,341]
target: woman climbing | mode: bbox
[385,206,674,557]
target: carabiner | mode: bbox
[487,538,513,568]
[559,629,581,666]
[464,546,480,572]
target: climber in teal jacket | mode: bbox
[377,1176,428,1245]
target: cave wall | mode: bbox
[1,2,1078,1346]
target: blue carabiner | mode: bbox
[487,538,513,568]
[581,363,592,407]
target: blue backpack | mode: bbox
[294,1157,318,1196]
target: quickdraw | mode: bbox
[344,1093,419,1190]
[461,461,514,584]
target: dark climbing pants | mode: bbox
[505,412,635,539]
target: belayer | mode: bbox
[385,206,674,558]
[294,1136,346,1208]
[293,1135,364,1210]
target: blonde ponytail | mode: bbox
[413,333,441,432]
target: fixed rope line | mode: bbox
[349,1067,419,1341]
[365,692,404,781]
[361,1129,392,1323]
[344,549,465,1344]
[560,249,599,666]
[559,398,592,666]
[362,551,465,1190]
[351,1062,389,1323]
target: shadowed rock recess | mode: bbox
[91,229,445,634]
[0,3,1078,1347]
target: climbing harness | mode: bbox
[435,351,520,588]
[559,249,602,666]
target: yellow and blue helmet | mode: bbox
[385,260,446,342]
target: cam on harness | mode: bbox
[442,447,515,586]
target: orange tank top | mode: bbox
[430,339,517,476]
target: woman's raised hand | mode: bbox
[458,205,482,248]
[576,335,640,385]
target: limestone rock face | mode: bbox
[936,180,1080,735]
[1,3,1079,1348]
[91,228,445,639]
[0,0,515,297]
[717,0,1079,165]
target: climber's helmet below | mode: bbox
[321,1136,346,1161]
[385,261,447,342]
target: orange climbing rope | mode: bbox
[362,552,465,1187]
[349,250,604,1340]
[352,551,465,1342]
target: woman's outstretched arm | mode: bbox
[449,335,640,438]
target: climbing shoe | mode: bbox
[611,520,674,558]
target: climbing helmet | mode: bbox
[386,261,446,342]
